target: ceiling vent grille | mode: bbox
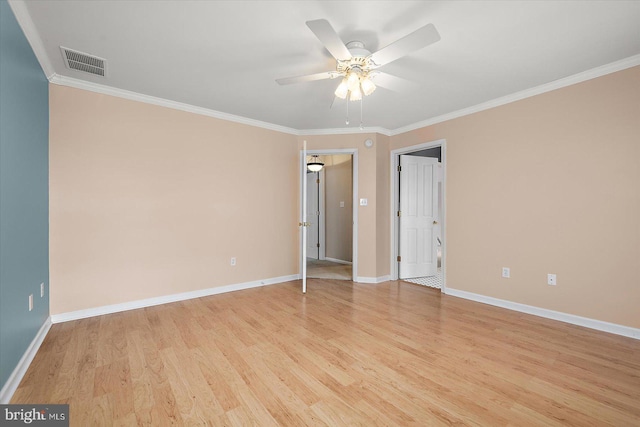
[60,47,106,77]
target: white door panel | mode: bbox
[399,155,438,279]
[301,144,307,293]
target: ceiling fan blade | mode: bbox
[276,71,336,85]
[370,72,415,92]
[329,96,338,110]
[369,23,440,67]
[306,19,352,61]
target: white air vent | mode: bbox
[60,47,106,77]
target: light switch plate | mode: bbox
[359,198,368,206]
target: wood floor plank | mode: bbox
[11,279,640,426]
[252,341,324,407]
[160,346,225,424]
[309,397,379,427]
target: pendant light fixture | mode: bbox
[307,155,324,172]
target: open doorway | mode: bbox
[390,139,446,291]
[306,154,353,281]
[300,149,358,283]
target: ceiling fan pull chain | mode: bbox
[360,97,364,130]
[346,97,350,125]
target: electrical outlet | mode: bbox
[502,267,510,278]
[41,283,45,297]
[29,294,33,311]
[547,274,557,286]
[230,257,236,266]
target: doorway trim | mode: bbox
[300,148,358,282]
[390,139,447,291]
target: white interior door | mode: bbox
[399,155,438,279]
[306,172,319,259]
[300,143,307,293]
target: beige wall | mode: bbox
[50,65,639,329]
[50,85,299,314]
[391,66,640,329]
[324,156,352,262]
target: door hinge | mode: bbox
[397,165,401,172]
[316,179,320,184]
[397,255,401,262]
[316,243,320,248]
[397,210,401,217]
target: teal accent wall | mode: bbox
[0,0,49,389]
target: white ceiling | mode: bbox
[12,0,640,134]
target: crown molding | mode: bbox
[50,73,393,137]
[299,126,391,137]
[49,75,299,135]
[7,0,55,79]
[390,54,640,136]
[38,54,640,140]
[50,50,640,138]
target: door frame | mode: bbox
[300,148,358,282]
[390,139,447,291]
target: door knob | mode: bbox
[433,220,438,225]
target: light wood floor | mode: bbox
[12,280,640,426]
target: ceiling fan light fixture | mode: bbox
[361,77,376,96]
[350,87,362,102]
[334,78,348,99]
[346,72,360,92]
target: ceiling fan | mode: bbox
[276,19,441,103]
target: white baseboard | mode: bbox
[51,274,299,324]
[356,275,391,284]
[0,317,52,404]
[323,257,352,265]
[444,288,640,340]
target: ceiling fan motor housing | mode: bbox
[336,41,374,74]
